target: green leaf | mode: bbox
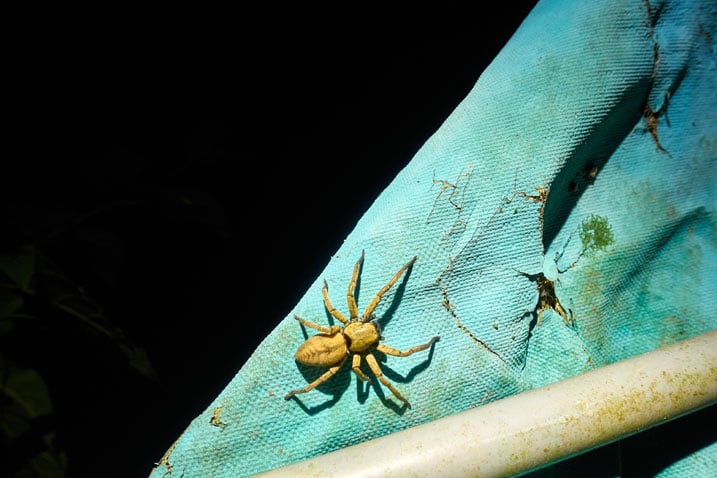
[118,343,157,379]
[0,359,66,477]
[0,249,36,292]
[0,291,25,319]
[0,362,53,419]
[0,290,26,334]
[17,448,68,478]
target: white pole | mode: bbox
[254,330,717,478]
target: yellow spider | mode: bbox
[285,251,439,408]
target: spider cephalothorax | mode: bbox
[285,250,438,409]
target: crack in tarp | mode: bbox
[642,0,672,154]
[153,434,180,477]
[432,184,548,366]
[436,277,507,363]
[425,164,475,247]
[517,270,572,326]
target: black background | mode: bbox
[4,3,714,477]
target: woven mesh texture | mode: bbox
[150,1,716,476]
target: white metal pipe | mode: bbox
[254,330,717,477]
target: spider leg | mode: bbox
[360,255,416,322]
[322,280,349,325]
[346,249,364,321]
[376,336,439,356]
[293,315,339,334]
[351,353,370,382]
[284,356,347,400]
[365,352,411,408]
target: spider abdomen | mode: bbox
[294,333,347,366]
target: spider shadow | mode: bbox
[322,255,414,327]
[356,338,439,415]
[322,256,365,326]
[375,261,414,330]
[288,359,352,415]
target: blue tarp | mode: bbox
[150,1,716,476]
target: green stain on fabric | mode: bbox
[580,214,615,254]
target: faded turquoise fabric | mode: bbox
[149,1,716,476]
